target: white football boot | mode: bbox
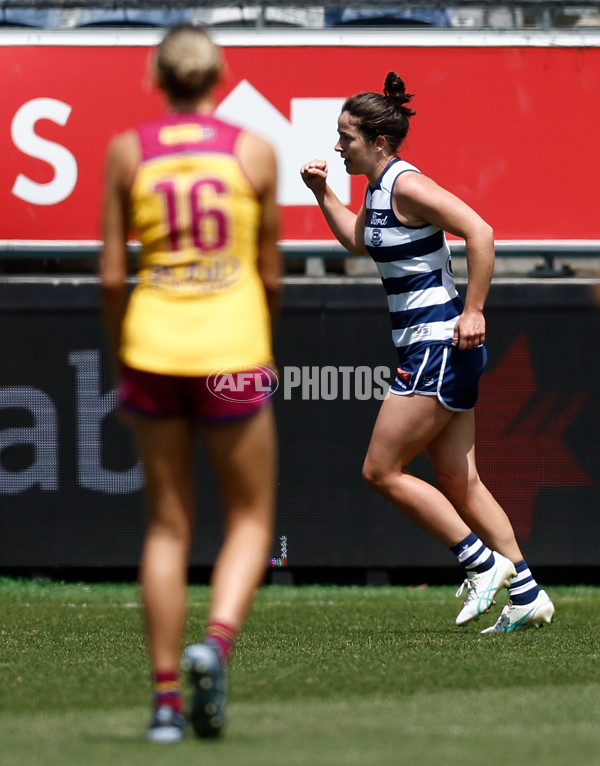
[455,552,517,626]
[481,590,555,633]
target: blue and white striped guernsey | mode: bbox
[364,158,464,351]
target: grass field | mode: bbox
[1,578,599,766]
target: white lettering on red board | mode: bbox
[8,87,347,209]
[11,98,78,206]
[216,80,349,206]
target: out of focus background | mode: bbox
[1,0,599,585]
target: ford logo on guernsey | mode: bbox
[208,364,279,402]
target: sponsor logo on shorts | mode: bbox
[395,367,412,388]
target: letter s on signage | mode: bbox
[11,98,78,206]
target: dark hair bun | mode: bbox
[384,71,415,113]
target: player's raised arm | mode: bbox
[300,159,367,255]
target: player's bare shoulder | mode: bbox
[235,130,277,196]
[106,129,138,163]
[393,168,448,225]
[105,129,140,191]
[395,167,438,198]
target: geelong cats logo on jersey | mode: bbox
[371,228,383,247]
[369,211,387,247]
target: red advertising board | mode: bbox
[1,30,599,245]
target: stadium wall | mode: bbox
[0,278,598,576]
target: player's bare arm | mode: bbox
[99,131,138,375]
[393,171,494,350]
[300,159,368,255]
[238,131,282,323]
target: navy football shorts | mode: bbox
[390,343,488,412]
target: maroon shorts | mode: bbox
[119,364,277,424]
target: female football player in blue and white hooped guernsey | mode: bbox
[300,72,554,633]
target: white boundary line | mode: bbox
[0,274,596,287]
[1,239,599,255]
[280,240,600,254]
[1,27,600,47]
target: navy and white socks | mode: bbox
[451,533,541,604]
[506,559,540,605]
[451,532,495,574]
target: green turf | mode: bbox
[1,578,599,766]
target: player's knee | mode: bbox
[362,458,390,492]
[362,458,377,488]
[148,514,191,544]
